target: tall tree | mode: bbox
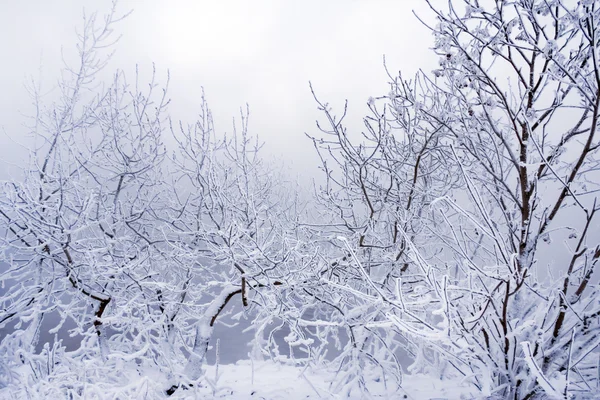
[310,0,600,398]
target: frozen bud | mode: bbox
[568,294,580,304]
[515,32,527,42]
[541,232,551,243]
[464,5,472,18]
[543,40,558,56]
[525,108,538,121]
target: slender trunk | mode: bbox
[184,317,213,381]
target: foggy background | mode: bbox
[0,1,437,177]
[0,1,437,364]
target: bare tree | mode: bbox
[0,4,304,397]
[0,3,182,396]
[164,97,310,392]
[310,0,600,398]
[305,70,460,396]
[3,0,598,398]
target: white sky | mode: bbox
[0,0,437,176]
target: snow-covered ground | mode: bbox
[172,360,477,399]
[1,356,481,399]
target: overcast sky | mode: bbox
[0,0,437,177]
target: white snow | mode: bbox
[169,360,478,399]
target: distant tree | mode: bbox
[309,0,600,398]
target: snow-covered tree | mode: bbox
[2,0,599,399]
[0,3,303,397]
[164,97,312,392]
[0,4,181,395]
[309,0,600,398]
